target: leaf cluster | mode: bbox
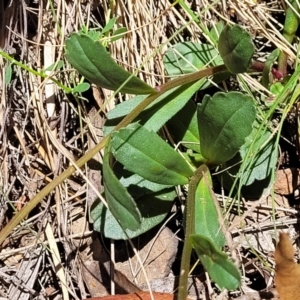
[64,24,280,294]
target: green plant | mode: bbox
[65,23,261,297]
[1,19,296,298]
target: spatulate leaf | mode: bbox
[164,42,230,90]
[218,24,254,74]
[110,123,193,185]
[164,42,223,76]
[104,80,205,135]
[102,146,141,231]
[197,91,256,165]
[194,167,225,248]
[91,188,175,240]
[65,33,156,94]
[191,234,241,290]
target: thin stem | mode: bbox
[0,50,72,92]
[278,0,300,76]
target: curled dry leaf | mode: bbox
[274,232,300,299]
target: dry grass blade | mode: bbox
[45,222,69,300]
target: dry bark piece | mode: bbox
[274,232,300,299]
[82,259,108,298]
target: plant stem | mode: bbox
[177,164,208,300]
[0,50,72,92]
[278,0,300,77]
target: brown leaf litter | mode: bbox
[274,232,300,299]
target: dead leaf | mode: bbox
[274,168,299,195]
[115,227,178,285]
[81,235,140,296]
[274,232,300,299]
[85,291,175,300]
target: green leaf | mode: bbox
[262,49,280,88]
[101,17,117,34]
[111,27,127,42]
[109,161,172,197]
[163,42,230,90]
[104,95,147,135]
[167,99,200,153]
[138,82,205,132]
[102,145,141,231]
[65,33,156,95]
[182,151,206,168]
[110,123,193,185]
[197,91,256,165]
[209,21,225,44]
[85,29,101,41]
[191,234,241,290]
[218,24,254,74]
[194,167,225,248]
[91,188,175,240]
[221,121,278,199]
[44,60,64,72]
[120,173,172,197]
[270,82,284,95]
[73,82,90,93]
[239,123,277,185]
[5,62,12,84]
[104,80,205,135]
[187,165,240,289]
[164,42,223,76]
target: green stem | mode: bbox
[177,164,208,300]
[278,0,300,76]
[0,50,72,92]
[0,65,226,246]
